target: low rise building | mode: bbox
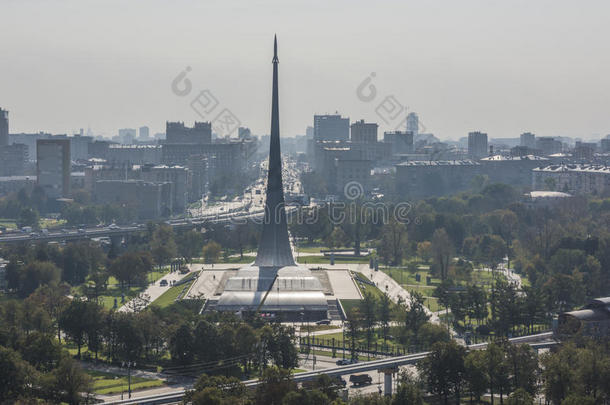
[105,144,162,165]
[93,180,172,219]
[335,158,372,195]
[479,155,548,187]
[395,160,480,198]
[0,176,36,197]
[532,163,610,196]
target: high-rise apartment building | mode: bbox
[520,132,536,149]
[139,126,150,141]
[37,139,71,198]
[384,130,414,154]
[350,120,378,143]
[313,114,349,141]
[468,131,488,159]
[165,121,212,144]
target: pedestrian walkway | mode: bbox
[118,269,196,312]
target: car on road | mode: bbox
[77,228,86,234]
[159,279,168,287]
[336,358,358,366]
[315,319,331,325]
[349,374,372,386]
[109,224,119,230]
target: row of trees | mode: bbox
[419,338,610,405]
[340,290,448,358]
[183,337,610,405]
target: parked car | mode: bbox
[349,374,372,386]
[315,319,331,325]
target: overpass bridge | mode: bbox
[0,206,294,245]
[101,332,558,405]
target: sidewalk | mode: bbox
[118,269,196,312]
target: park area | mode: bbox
[86,370,164,395]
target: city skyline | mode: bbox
[1,0,610,140]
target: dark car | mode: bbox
[349,374,372,386]
[159,279,168,287]
[316,319,331,325]
[336,358,358,366]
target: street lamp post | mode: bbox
[342,321,346,360]
[122,361,136,398]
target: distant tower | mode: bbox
[406,112,419,136]
[520,132,536,149]
[468,131,488,159]
[0,108,9,146]
[37,139,71,198]
[139,126,150,140]
[216,36,327,320]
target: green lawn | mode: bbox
[305,328,405,354]
[299,347,378,362]
[39,217,67,229]
[296,245,324,253]
[87,370,164,395]
[92,268,170,310]
[150,272,199,308]
[382,265,508,313]
[341,273,403,320]
[0,219,18,229]
[297,256,370,264]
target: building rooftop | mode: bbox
[108,144,161,149]
[396,160,478,167]
[481,154,548,161]
[533,163,610,174]
[528,191,572,198]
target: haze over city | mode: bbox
[2,0,610,140]
[0,2,609,405]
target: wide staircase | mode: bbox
[327,299,343,320]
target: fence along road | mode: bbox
[101,331,557,405]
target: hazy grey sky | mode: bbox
[1,0,609,140]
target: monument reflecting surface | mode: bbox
[216,37,328,320]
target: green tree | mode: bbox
[151,224,178,268]
[405,291,430,344]
[108,251,152,288]
[360,291,377,356]
[505,344,538,396]
[483,343,510,405]
[18,261,61,298]
[59,299,93,359]
[177,229,205,263]
[431,228,453,281]
[345,308,363,361]
[418,340,466,405]
[379,292,391,344]
[507,388,533,405]
[378,218,409,265]
[44,355,93,405]
[464,350,488,403]
[255,367,296,405]
[18,207,39,229]
[170,323,195,366]
[202,240,222,263]
[0,346,38,401]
